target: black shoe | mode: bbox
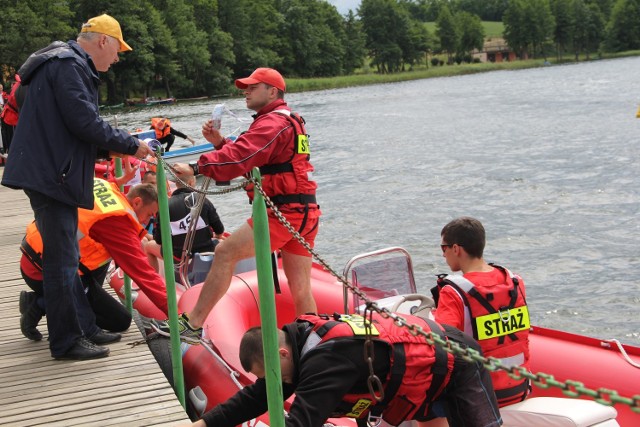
[89,330,122,345]
[19,291,44,341]
[54,337,109,360]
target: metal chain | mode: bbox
[249,176,640,413]
[363,307,384,403]
[146,154,249,196]
[148,157,640,413]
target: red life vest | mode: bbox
[1,75,21,126]
[296,313,454,425]
[437,264,530,406]
[248,110,317,208]
[151,117,171,139]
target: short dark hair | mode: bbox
[126,183,158,205]
[239,327,290,373]
[441,216,486,258]
[240,327,264,372]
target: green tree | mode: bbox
[359,0,406,73]
[192,0,235,95]
[587,0,614,18]
[145,7,179,97]
[218,0,284,77]
[455,11,485,60]
[504,0,555,59]
[343,10,367,73]
[552,0,574,59]
[528,0,556,58]
[504,0,531,58]
[407,21,432,67]
[571,0,604,59]
[0,0,75,77]
[278,0,346,77]
[585,2,606,56]
[150,0,211,96]
[436,4,459,62]
[603,0,640,51]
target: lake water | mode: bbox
[106,57,640,345]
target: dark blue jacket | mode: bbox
[1,40,139,209]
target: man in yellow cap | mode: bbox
[2,14,153,361]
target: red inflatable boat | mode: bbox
[109,247,640,426]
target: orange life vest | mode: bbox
[151,117,171,139]
[296,313,454,425]
[21,178,144,274]
[437,264,530,406]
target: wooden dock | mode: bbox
[0,169,191,426]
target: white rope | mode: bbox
[602,339,640,369]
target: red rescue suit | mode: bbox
[1,74,21,126]
[436,264,530,406]
[297,313,454,425]
[247,109,317,209]
[198,100,318,211]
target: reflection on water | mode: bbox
[108,57,640,344]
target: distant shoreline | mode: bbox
[101,50,640,109]
[285,51,640,94]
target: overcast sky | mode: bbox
[327,0,361,15]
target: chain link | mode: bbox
[147,154,249,196]
[250,176,640,413]
[152,158,640,414]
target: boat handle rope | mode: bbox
[603,339,640,369]
[149,155,640,414]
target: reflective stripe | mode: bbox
[496,352,525,367]
[300,330,322,358]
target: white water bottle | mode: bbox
[211,103,225,130]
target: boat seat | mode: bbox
[501,397,619,427]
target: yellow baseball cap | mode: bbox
[81,14,132,52]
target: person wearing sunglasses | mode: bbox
[433,216,531,408]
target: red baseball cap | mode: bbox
[235,68,286,92]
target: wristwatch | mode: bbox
[188,160,200,176]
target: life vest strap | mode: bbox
[20,237,43,271]
[369,342,407,418]
[495,378,530,403]
[269,194,317,206]
[416,319,450,418]
[259,163,294,175]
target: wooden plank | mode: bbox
[0,168,190,426]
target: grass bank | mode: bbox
[285,50,640,94]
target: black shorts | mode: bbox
[428,325,503,427]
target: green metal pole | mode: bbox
[155,153,186,408]
[114,157,133,313]
[251,167,285,427]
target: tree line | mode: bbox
[0,0,638,104]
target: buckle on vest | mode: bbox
[366,412,383,427]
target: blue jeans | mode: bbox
[24,190,100,356]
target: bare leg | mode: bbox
[143,240,162,272]
[281,251,316,315]
[187,222,255,327]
